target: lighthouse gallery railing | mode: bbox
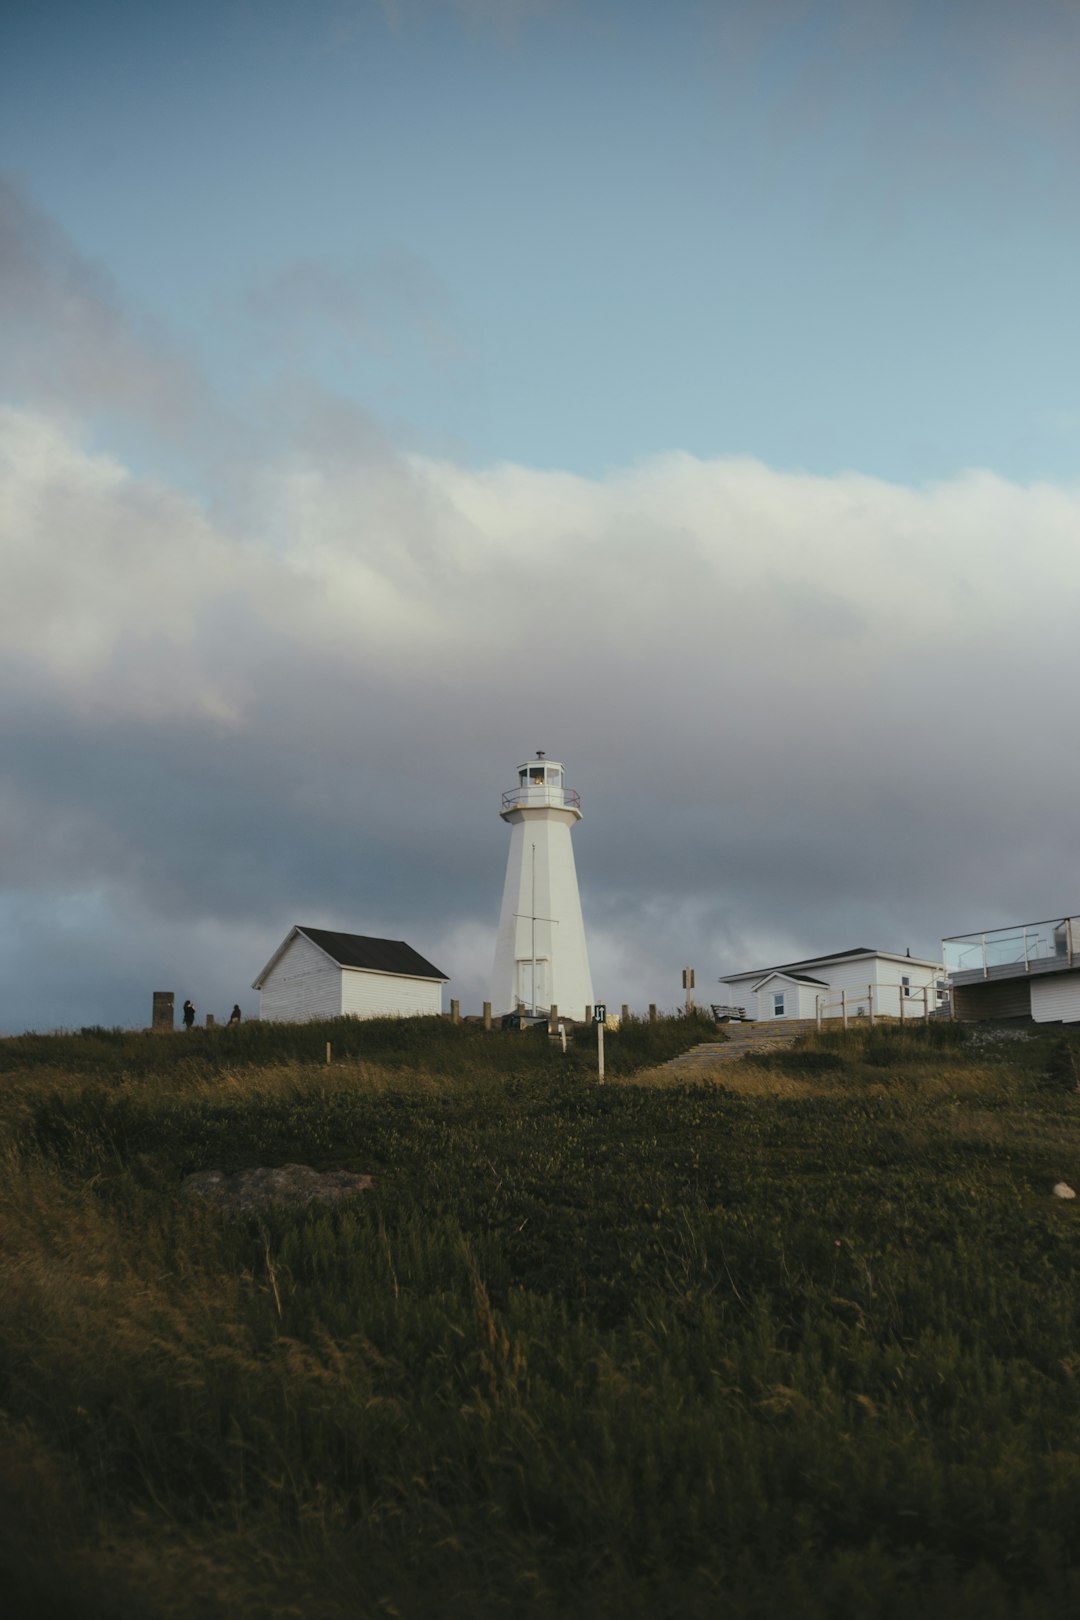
[501,787,581,813]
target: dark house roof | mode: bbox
[755,971,830,986]
[724,948,876,981]
[298,927,448,981]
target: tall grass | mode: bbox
[2,1020,1080,1616]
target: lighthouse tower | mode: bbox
[491,753,594,1021]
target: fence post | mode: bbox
[152,991,174,1033]
[923,985,930,1024]
[816,995,822,1031]
[899,986,905,1025]
[326,1042,331,1065]
[649,1003,657,1023]
[868,984,874,1026]
[483,1001,492,1031]
[841,989,848,1030]
[450,999,460,1025]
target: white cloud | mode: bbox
[2,403,1079,1029]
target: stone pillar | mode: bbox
[584,1005,592,1025]
[549,1003,558,1024]
[483,1001,492,1031]
[621,1003,630,1025]
[649,1003,657,1022]
[205,1013,215,1029]
[152,991,174,1033]
[451,999,460,1025]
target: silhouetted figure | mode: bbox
[182,999,196,1030]
[228,1004,242,1026]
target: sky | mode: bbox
[1,0,1078,1032]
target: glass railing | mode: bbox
[942,916,1077,975]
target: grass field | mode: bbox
[2,1015,1080,1618]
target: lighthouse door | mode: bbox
[516,958,550,1011]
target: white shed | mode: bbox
[719,947,944,1022]
[253,927,449,1023]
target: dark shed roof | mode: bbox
[299,928,448,981]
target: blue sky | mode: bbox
[6,0,1079,483]
[1,0,1079,1030]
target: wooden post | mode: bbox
[899,985,905,1025]
[649,1003,657,1023]
[816,995,822,1031]
[151,991,174,1033]
[867,985,874,1026]
[325,1042,332,1065]
[923,985,931,1024]
[483,1001,492,1031]
[841,989,848,1030]
[451,999,460,1025]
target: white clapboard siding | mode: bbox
[1031,972,1080,1024]
[341,969,443,1019]
[259,931,343,1022]
[748,976,822,1020]
[873,960,939,1018]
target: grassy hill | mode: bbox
[2,1016,1080,1618]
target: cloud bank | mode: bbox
[2,399,1077,1031]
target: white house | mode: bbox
[943,911,1080,1023]
[253,927,449,1023]
[718,947,945,1022]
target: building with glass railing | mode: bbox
[942,913,1080,1022]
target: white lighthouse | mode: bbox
[491,753,594,1021]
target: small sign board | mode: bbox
[593,1003,606,1023]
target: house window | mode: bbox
[773,993,785,1017]
[902,976,911,998]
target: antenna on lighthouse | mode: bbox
[490,754,593,1022]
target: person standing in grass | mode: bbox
[228,1004,242,1026]
[182,999,196,1030]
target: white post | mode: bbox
[597,1019,605,1084]
[841,989,848,1030]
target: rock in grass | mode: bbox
[182,1164,373,1212]
[1051,1182,1076,1200]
